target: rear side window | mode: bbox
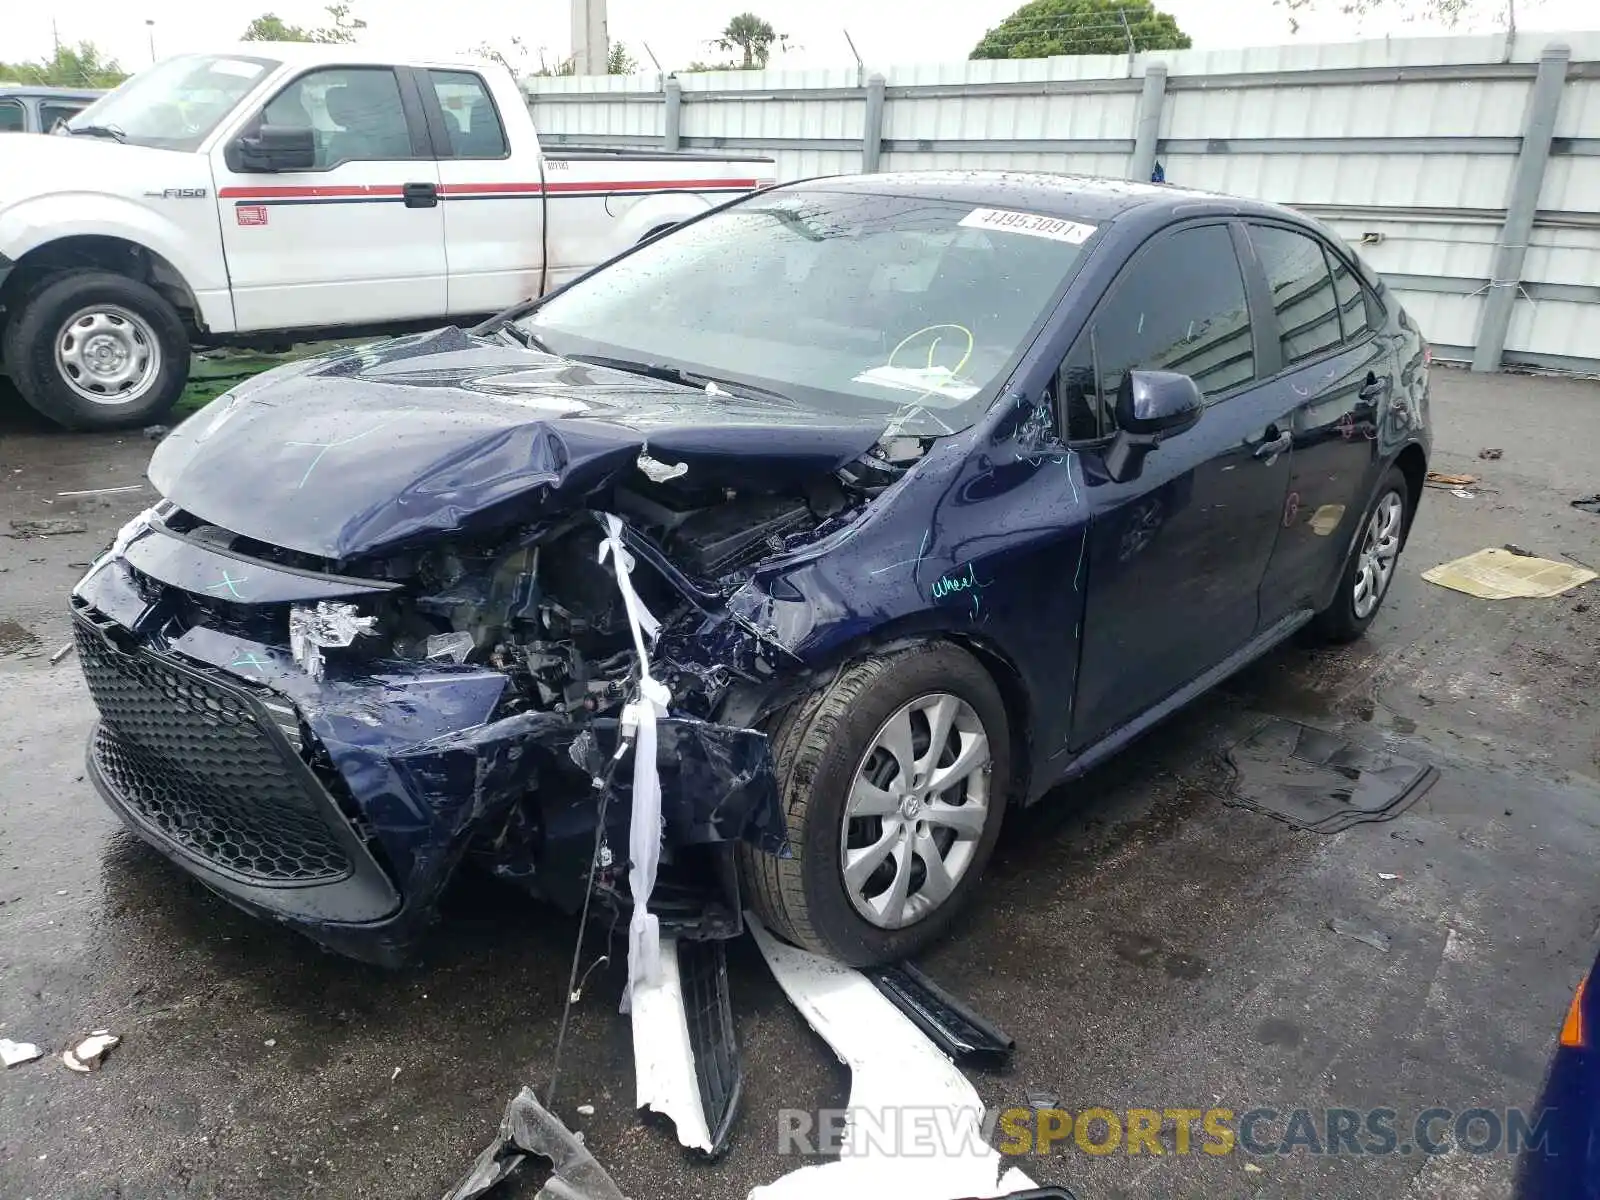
[1249,224,1342,365]
[1327,251,1372,342]
[0,100,25,133]
[1060,223,1254,441]
[427,70,507,159]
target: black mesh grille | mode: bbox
[76,617,353,885]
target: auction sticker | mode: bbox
[959,207,1096,244]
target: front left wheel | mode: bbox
[4,270,189,431]
[740,643,1011,966]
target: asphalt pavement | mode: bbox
[2,368,1597,1200]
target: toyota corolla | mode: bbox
[70,172,1430,967]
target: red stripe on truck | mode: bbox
[220,178,766,201]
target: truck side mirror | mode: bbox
[232,124,316,173]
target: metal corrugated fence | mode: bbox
[526,32,1600,374]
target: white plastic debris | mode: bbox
[636,451,688,483]
[576,1104,595,1116]
[631,937,713,1152]
[1,1038,45,1067]
[746,917,1038,1200]
[288,601,376,680]
[596,513,667,1013]
[62,1031,119,1073]
[425,630,475,664]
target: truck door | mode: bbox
[411,67,546,318]
[211,65,446,331]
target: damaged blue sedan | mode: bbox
[71,172,1431,967]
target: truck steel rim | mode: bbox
[1352,491,1404,619]
[840,692,991,930]
[55,305,162,406]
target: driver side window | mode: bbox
[1059,223,1255,442]
[260,67,414,169]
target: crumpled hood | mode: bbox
[0,134,208,204]
[149,327,888,561]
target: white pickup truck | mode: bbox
[0,44,775,429]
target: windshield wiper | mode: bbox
[494,322,553,352]
[68,123,127,142]
[569,353,798,407]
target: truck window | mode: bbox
[426,70,507,159]
[262,67,415,169]
[41,102,87,132]
[0,100,25,133]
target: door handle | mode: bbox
[1254,428,1293,461]
[403,181,439,209]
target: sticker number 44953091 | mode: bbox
[959,207,1096,245]
[237,205,269,226]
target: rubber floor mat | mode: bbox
[1224,717,1438,833]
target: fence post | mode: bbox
[863,73,886,173]
[663,76,682,151]
[1471,42,1569,373]
[1129,63,1167,183]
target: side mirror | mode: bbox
[233,124,316,173]
[1115,370,1204,437]
[1103,370,1204,484]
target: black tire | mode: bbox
[1311,465,1412,643]
[740,643,1011,966]
[4,270,189,431]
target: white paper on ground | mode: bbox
[1,1038,45,1067]
[746,917,1038,1200]
[629,936,715,1153]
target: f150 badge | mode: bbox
[143,188,209,199]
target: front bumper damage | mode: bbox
[71,509,788,969]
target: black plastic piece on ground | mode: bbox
[866,961,1016,1068]
[678,937,743,1158]
[1223,716,1440,833]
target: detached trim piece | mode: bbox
[748,917,1039,1200]
[866,962,1016,1068]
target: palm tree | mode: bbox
[715,13,787,69]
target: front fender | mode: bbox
[0,190,233,331]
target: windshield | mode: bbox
[520,188,1098,437]
[67,54,277,151]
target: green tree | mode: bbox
[0,42,128,87]
[714,13,788,69]
[241,3,365,43]
[971,0,1192,59]
[607,42,639,74]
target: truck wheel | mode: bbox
[4,271,189,431]
[739,644,1010,966]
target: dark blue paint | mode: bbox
[75,173,1431,961]
[1515,949,1600,1198]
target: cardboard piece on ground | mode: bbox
[1422,547,1597,600]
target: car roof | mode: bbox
[785,170,1299,226]
[0,85,103,100]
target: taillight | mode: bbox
[1561,975,1587,1048]
[1423,344,1433,367]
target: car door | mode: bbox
[412,67,547,318]
[1245,222,1399,624]
[211,64,446,331]
[1063,221,1296,750]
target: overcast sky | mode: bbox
[10,0,1595,75]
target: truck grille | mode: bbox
[75,616,353,885]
